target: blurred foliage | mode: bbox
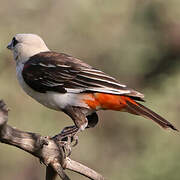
[0,0,180,179]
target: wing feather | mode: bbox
[22,51,144,101]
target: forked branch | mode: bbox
[0,100,105,180]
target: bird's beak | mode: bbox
[7,41,13,50]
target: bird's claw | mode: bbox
[72,135,78,147]
[55,125,79,157]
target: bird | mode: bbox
[7,33,178,142]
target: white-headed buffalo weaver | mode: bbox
[7,34,178,145]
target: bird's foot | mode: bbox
[54,125,79,157]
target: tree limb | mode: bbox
[46,166,57,180]
[65,158,105,180]
[0,100,106,180]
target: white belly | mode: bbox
[16,63,90,111]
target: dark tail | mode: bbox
[126,101,178,131]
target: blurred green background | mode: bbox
[0,0,180,179]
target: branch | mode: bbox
[65,158,105,180]
[0,100,106,180]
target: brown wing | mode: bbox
[22,51,144,101]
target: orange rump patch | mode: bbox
[83,93,138,111]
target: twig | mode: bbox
[0,100,106,180]
[46,166,57,180]
[65,158,105,180]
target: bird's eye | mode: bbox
[12,37,19,47]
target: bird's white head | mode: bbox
[7,34,50,63]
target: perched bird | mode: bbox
[7,34,178,140]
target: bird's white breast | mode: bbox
[16,63,89,111]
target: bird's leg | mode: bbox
[60,125,79,144]
[55,123,87,157]
[59,121,88,146]
[53,125,78,156]
[63,122,88,147]
[57,107,88,155]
